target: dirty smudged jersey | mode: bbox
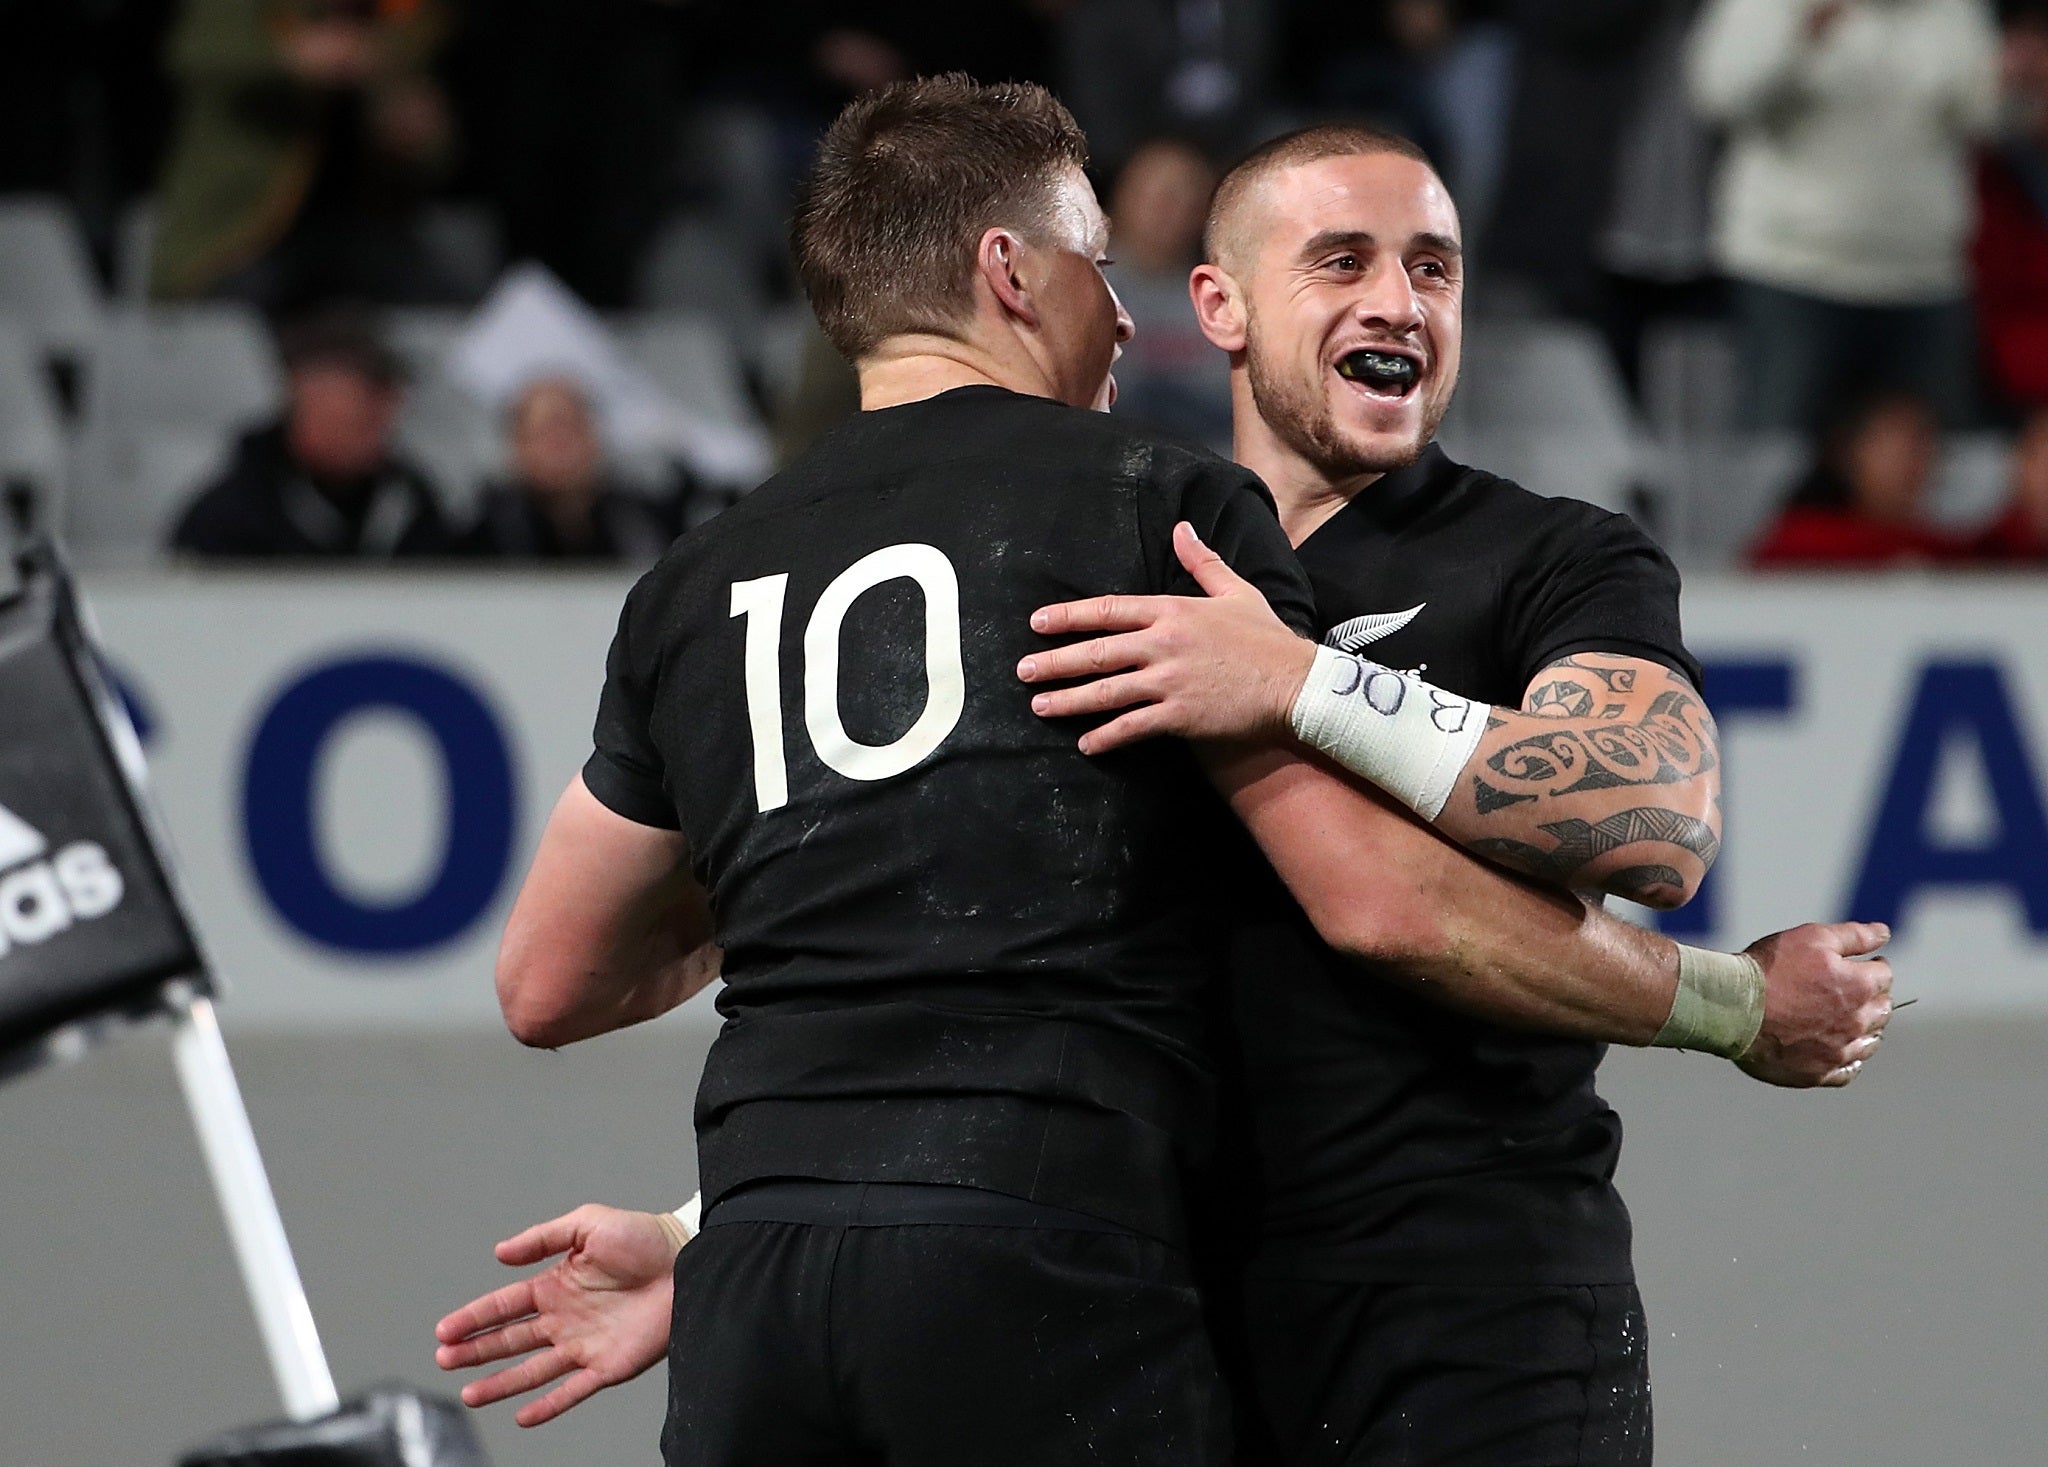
[586,385,1317,1242]
[1225,442,1702,1286]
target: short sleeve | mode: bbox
[584,577,683,830]
[1166,462,1320,637]
[1506,507,1702,692]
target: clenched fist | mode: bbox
[1737,921,1894,1088]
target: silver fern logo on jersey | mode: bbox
[1324,604,1426,653]
[0,802,125,958]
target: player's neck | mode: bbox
[1233,421,1381,548]
[858,334,1052,411]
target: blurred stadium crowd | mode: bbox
[2,0,2046,569]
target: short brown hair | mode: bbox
[1203,124,1435,268]
[792,74,1090,360]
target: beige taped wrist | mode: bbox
[1653,945,1766,1058]
[1287,644,1490,820]
[655,1192,702,1251]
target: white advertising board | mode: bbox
[72,570,2048,1029]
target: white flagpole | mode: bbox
[167,987,339,1422]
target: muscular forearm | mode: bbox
[1211,743,1680,1044]
[1210,740,1894,1086]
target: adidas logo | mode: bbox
[0,801,125,959]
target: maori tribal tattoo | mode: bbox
[1465,655,1721,891]
[1471,809,1720,897]
[1486,685,1717,797]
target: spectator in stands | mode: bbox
[170,313,453,557]
[1974,408,2048,557]
[1973,0,2048,411]
[151,0,457,312]
[1749,383,1969,566]
[1688,0,2001,431]
[461,376,681,563]
[1101,138,1232,452]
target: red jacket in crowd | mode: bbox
[1748,508,1976,568]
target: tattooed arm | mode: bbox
[1436,654,1721,909]
[1019,528,1721,908]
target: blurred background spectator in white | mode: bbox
[169,310,452,556]
[150,0,459,313]
[460,375,682,564]
[1688,0,2001,431]
[1748,382,1966,565]
[1973,0,2048,414]
[1100,138,1232,453]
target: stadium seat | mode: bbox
[618,312,766,441]
[395,379,499,519]
[637,213,767,333]
[65,423,233,561]
[1441,316,1656,524]
[88,304,280,429]
[384,308,471,377]
[384,308,512,515]
[0,318,67,516]
[1664,431,1806,566]
[65,305,281,558]
[1640,318,1740,445]
[0,196,105,362]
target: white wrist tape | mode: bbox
[655,1192,702,1252]
[1287,644,1490,821]
[1653,945,1766,1059]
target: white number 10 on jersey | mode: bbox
[730,543,967,812]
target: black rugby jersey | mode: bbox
[585,385,1317,1241]
[1226,441,1701,1285]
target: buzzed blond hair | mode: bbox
[1203,124,1436,270]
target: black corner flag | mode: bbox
[0,536,207,1076]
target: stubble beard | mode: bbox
[1244,317,1446,484]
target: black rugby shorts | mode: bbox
[1235,1277,1652,1467]
[661,1181,1233,1467]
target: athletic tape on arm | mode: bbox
[1287,645,1490,821]
[1653,945,1766,1059]
[655,1193,702,1252]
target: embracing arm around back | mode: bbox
[496,774,722,1049]
[1200,738,1890,1088]
[1021,522,1718,906]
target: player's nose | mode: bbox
[1110,284,1136,345]
[1353,260,1422,334]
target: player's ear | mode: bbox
[978,227,1039,329]
[1190,264,1245,353]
